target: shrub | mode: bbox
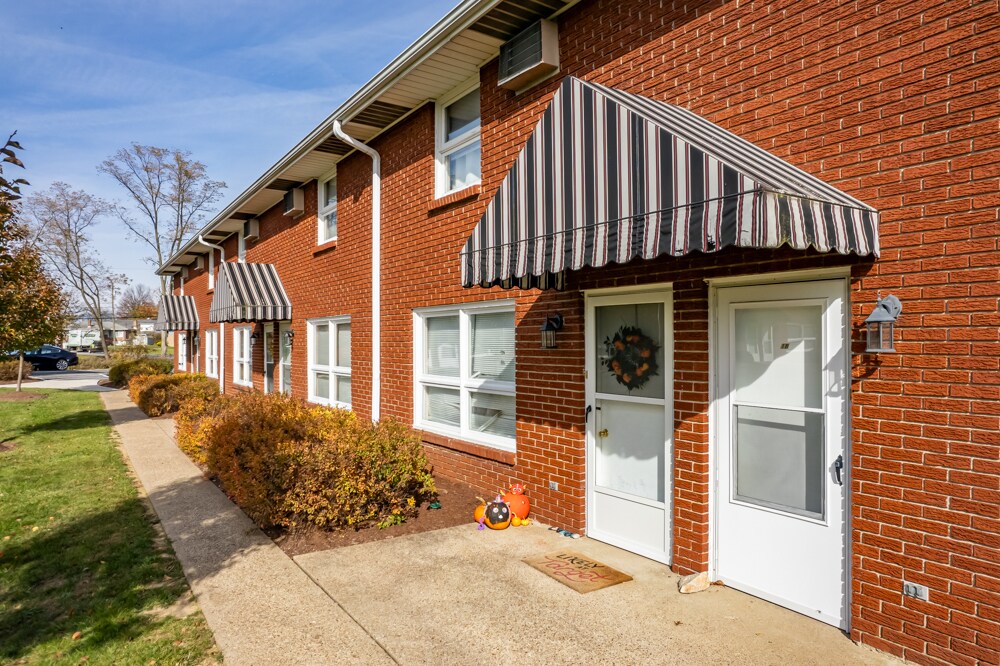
[129,373,220,417]
[108,357,173,387]
[107,343,149,363]
[203,392,326,526]
[198,391,436,530]
[0,359,33,381]
[175,395,224,465]
[283,417,437,529]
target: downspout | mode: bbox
[332,119,381,421]
[198,235,226,393]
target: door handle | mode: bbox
[834,454,844,485]
[586,405,592,422]
[598,429,609,438]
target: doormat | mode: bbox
[523,549,632,593]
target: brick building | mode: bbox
[156,1,999,662]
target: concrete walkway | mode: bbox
[98,385,904,666]
[99,389,394,665]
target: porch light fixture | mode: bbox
[284,329,294,346]
[864,293,902,353]
[250,331,258,348]
[192,333,200,352]
[540,313,564,349]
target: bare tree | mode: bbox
[99,145,226,296]
[100,145,225,355]
[118,282,158,319]
[27,182,113,356]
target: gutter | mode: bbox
[157,0,506,276]
[332,120,382,422]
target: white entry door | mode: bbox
[263,324,275,394]
[586,291,673,564]
[715,279,848,628]
[278,322,292,395]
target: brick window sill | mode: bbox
[312,240,338,257]
[429,184,481,213]
[419,429,515,466]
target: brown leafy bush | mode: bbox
[0,359,33,381]
[108,357,173,386]
[106,343,149,363]
[174,395,222,465]
[282,417,437,529]
[196,391,436,530]
[128,372,219,417]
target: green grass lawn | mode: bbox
[0,389,219,664]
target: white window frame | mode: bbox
[208,251,215,290]
[233,326,252,387]
[317,168,337,245]
[307,316,351,408]
[413,300,516,451]
[205,328,219,378]
[177,332,187,371]
[238,229,246,262]
[435,80,481,198]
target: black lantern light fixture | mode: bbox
[284,329,294,346]
[192,332,200,352]
[865,293,902,353]
[540,313,564,349]
[250,331,259,348]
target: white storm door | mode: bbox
[715,279,848,628]
[586,291,673,564]
[279,322,292,395]
[264,325,275,394]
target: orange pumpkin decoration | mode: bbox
[503,484,531,520]
[473,503,486,524]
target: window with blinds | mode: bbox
[415,303,516,450]
[308,317,350,407]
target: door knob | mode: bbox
[598,429,609,437]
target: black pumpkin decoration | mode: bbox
[484,500,511,530]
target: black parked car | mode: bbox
[10,345,79,371]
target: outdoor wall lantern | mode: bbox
[192,333,200,352]
[250,331,258,348]
[540,313,564,349]
[865,293,902,353]
[284,330,294,346]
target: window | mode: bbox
[205,329,219,378]
[208,251,215,290]
[233,326,252,386]
[318,171,337,244]
[177,333,187,371]
[436,86,481,196]
[308,317,350,407]
[414,302,516,450]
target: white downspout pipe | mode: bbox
[197,235,226,393]
[332,119,381,421]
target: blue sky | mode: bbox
[3,0,456,289]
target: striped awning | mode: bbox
[461,76,880,289]
[154,295,199,331]
[209,262,292,323]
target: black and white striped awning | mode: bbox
[461,76,880,289]
[154,295,199,331]
[209,262,292,323]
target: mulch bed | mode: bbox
[0,378,40,386]
[0,390,48,402]
[0,438,16,453]
[265,476,484,557]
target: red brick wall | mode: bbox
[171,0,998,661]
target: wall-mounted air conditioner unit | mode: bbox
[244,218,260,241]
[195,255,205,270]
[283,188,305,217]
[181,267,189,279]
[498,19,559,92]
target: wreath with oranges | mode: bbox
[603,325,660,391]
